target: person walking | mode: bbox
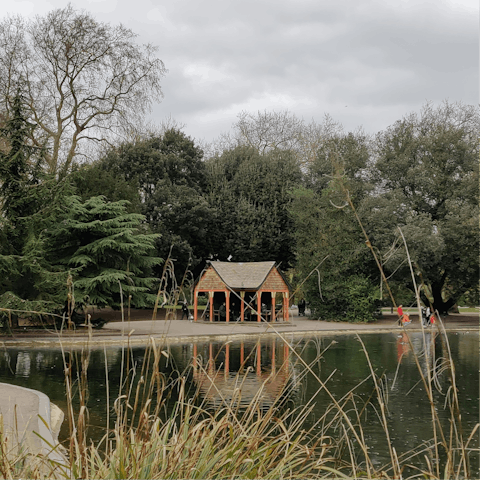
[181,301,190,320]
[426,306,432,325]
[421,306,428,326]
[397,305,404,326]
[298,299,306,316]
[397,305,411,326]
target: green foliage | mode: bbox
[0,91,44,251]
[0,291,60,329]
[78,129,212,277]
[369,101,479,312]
[309,275,380,322]
[0,99,162,316]
[307,130,372,201]
[47,196,162,308]
[294,104,479,317]
[457,285,480,307]
[290,186,379,322]
[2,97,477,322]
[0,91,71,313]
[94,128,207,206]
[71,163,141,214]
[291,131,379,323]
[206,146,302,267]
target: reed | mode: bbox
[0,317,477,479]
[55,336,343,480]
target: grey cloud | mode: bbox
[6,0,476,141]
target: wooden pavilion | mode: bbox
[193,261,290,322]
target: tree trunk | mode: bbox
[430,279,456,314]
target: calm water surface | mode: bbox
[1,331,478,474]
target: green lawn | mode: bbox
[381,306,479,314]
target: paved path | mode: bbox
[2,309,477,348]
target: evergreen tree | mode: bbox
[205,146,301,267]
[71,162,142,214]
[0,91,41,251]
[0,93,161,323]
[47,196,162,308]
[0,91,70,316]
[74,129,212,278]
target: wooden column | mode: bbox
[194,291,198,322]
[285,292,289,322]
[226,290,230,323]
[257,293,262,322]
[209,292,214,322]
[271,292,276,322]
[282,292,289,322]
[193,343,197,368]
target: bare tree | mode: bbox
[208,109,345,168]
[234,109,304,153]
[0,5,166,177]
[296,114,344,166]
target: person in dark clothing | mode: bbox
[181,301,190,320]
[219,303,226,321]
[421,306,428,326]
[298,299,306,316]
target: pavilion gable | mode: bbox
[259,268,289,292]
[196,267,226,291]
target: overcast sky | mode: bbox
[5,0,478,145]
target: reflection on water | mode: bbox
[190,339,294,409]
[15,351,32,377]
[0,331,478,474]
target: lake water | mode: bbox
[1,331,478,475]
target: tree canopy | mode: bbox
[206,146,302,268]
[0,91,71,314]
[291,103,479,318]
[76,129,213,277]
[291,130,379,322]
[0,92,163,321]
[0,78,477,324]
[47,196,161,308]
[367,101,479,313]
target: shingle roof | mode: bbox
[209,261,276,289]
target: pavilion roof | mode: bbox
[209,261,276,290]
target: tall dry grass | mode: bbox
[0,316,478,479]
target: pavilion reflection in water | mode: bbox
[191,339,294,409]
